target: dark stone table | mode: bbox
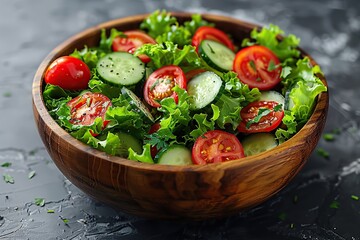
[1,0,359,239]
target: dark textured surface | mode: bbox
[0,0,359,239]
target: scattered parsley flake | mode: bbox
[3,92,11,97]
[246,108,271,129]
[47,209,55,213]
[35,198,45,207]
[3,174,14,184]
[249,60,257,72]
[331,128,341,135]
[293,195,299,204]
[290,223,295,229]
[329,200,340,209]
[28,170,36,179]
[1,162,11,167]
[351,195,359,201]
[267,60,276,71]
[274,104,283,112]
[278,212,287,221]
[323,133,335,141]
[317,148,329,159]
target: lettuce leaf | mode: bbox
[135,42,201,69]
[70,46,106,70]
[242,24,300,63]
[275,58,327,143]
[183,14,214,35]
[189,105,219,140]
[156,25,192,47]
[128,144,154,164]
[99,28,126,52]
[140,10,177,39]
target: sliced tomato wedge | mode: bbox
[192,130,245,164]
[144,65,186,108]
[67,92,111,130]
[233,46,282,90]
[192,26,235,52]
[237,101,284,133]
[112,30,156,63]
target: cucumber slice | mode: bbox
[260,91,285,109]
[187,71,222,110]
[199,39,235,71]
[121,87,154,122]
[158,145,193,166]
[97,52,145,86]
[116,132,142,157]
[241,133,278,157]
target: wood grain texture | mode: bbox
[32,13,329,220]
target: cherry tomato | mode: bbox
[233,46,282,90]
[144,65,186,108]
[67,92,111,128]
[148,122,161,158]
[192,130,245,164]
[184,68,206,81]
[45,56,91,90]
[237,101,284,133]
[192,26,235,52]
[112,30,156,63]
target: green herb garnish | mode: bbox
[3,174,14,184]
[246,108,271,129]
[28,170,36,179]
[267,60,276,71]
[317,148,329,159]
[329,200,340,209]
[35,198,45,207]
[323,133,335,141]
[274,104,283,112]
[278,212,287,221]
[1,162,11,167]
[3,92,11,97]
[249,60,257,72]
[47,209,55,213]
[351,195,359,201]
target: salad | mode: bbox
[43,10,327,165]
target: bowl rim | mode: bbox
[32,12,329,173]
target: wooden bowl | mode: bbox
[32,13,329,220]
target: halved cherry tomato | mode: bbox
[45,56,91,90]
[112,30,156,63]
[148,122,161,158]
[144,65,186,108]
[192,130,245,164]
[237,101,284,133]
[67,92,111,133]
[192,26,235,52]
[233,46,282,90]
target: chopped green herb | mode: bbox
[351,195,359,201]
[1,162,11,167]
[331,128,341,134]
[61,217,69,224]
[29,149,37,156]
[267,60,276,71]
[35,198,45,207]
[28,170,36,179]
[317,148,329,159]
[278,212,287,221]
[3,92,11,97]
[47,209,55,213]
[3,174,14,184]
[86,97,91,107]
[323,133,335,141]
[290,223,295,229]
[150,79,159,91]
[274,104,283,112]
[246,108,271,129]
[293,195,299,204]
[256,77,262,82]
[329,200,340,209]
[249,60,257,72]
